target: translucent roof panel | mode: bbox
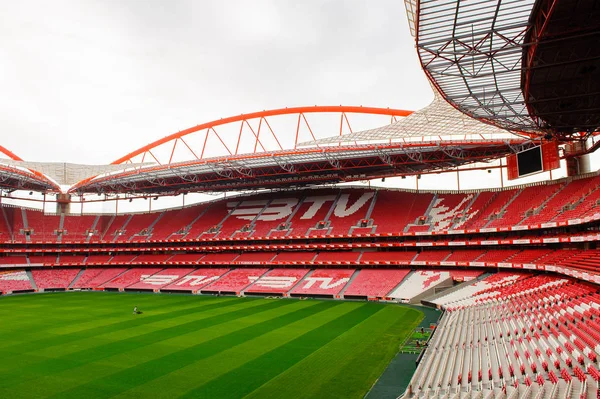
[299,88,518,147]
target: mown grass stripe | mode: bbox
[108,302,362,399]
[0,293,201,339]
[48,300,344,399]
[244,306,422,399]
[0,298,293,388]
[0,295,239,356]
[179,302,381,399]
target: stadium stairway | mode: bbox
[482,188,524,229]
[26,270,37,290]
[421,273,493,306]
[85,215,100,242]
[338,269,360,299]
[68,269,86,289]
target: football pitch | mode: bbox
[0,292,423,399]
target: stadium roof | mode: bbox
[0,146,60,192]
[298,87,517,146]
[65,104,529,195]
[0,160,149,186]
[412,0,600,139]
[67,139,527,195]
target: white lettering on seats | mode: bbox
[139,274,179,285]
[300,196,337,219]
[333,193,374,217]
[301,277,350,289]
[258,198,298,221]
[429,195,474,230]
[228,200,267,221]
[0,271,29,281]
[253,276,297,288]
[175,275,220,286]
[230,198,298,221]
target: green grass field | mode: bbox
[0,292,423,399]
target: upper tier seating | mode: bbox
[427,193,476,231]
[342,269,410,298]
[149,206,204,240]
[61,215,96,242]
[290,268,354,296]
[202,268,268,292]
[0,206,15,242]
[22,211,60,242]
[0,270,33,292]
[463,189,519,230]
[116,213,162,242]
[1,174,600,244]
[286,189,340,236]
[31,268,81,289]
[487,183,562,228]
[325,190,375,235]
[100,215,130,241]
[245,268,310,294]
[370,191,434,234]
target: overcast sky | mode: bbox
[0,0,433,164]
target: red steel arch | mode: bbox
[111,106,413,166]
[0,145,24,161]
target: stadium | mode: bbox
[1,1,600,398]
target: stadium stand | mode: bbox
[325,190,375,235]
[148,207,203,240]
[61,215,96,242]
[342,268,410,298]
[162,268,229,291]
[127,268,194,290]
[71,267,127,289]
[31,268,81,290]
[314,251,360,264]
[370,191,434,234]
[101,267,163,289]
[0,270,33,293]
[272,251,317,264]
[201,268,268,293]
[290,268,354,296]
[245,268,310,294]
[389,270,451,302]
[408,275,600,398]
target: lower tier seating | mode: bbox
[342,269,410,298]
[290,268,355,296]
[72,268,127,289]
[101,268,163,289]
[127,268,195,290]
[245,268,310,294]
[0,270,33,293]
[407,276,600,399]
[201,268,268,293]
[162,268,230,291]
[31,268,81,290]
[389,270,452,302]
